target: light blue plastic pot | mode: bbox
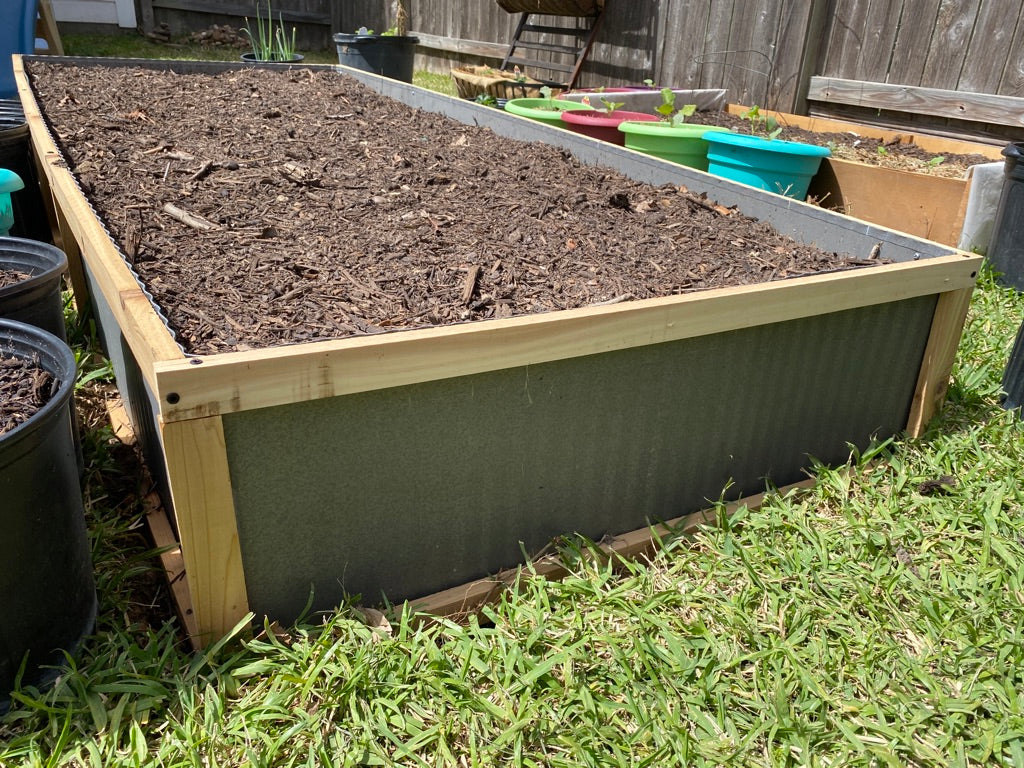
[703,132,830,200]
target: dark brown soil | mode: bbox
[0,269,30,289]
[29,63,881,356]
[0,355,55,435]
[688,110,993,178]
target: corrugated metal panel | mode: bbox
[224,295,936,622]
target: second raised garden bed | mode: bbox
[18,56,980,646]
[699,106,1004,247]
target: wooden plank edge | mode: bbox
[806,77,1024,130]
[905,286,975,436]
[154,253,982,423]
[160,415,250,649]
[13,55,185,384]
[104,396,202,648]
[406,478,818,621]
[411,31,507,61]
[144,493,202,650]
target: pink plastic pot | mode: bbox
[559,109,659,145]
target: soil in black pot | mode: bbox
[0,268,30,289]
[0,354,55,435]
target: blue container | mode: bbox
[704,132,830,200]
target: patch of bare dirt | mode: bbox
[29,63,883,356]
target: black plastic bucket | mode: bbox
[0,319,96,710]
[0,100,52,243]
[987,142,1024,291]
[333,33,419,83]
[1002,319,1024,413]
[0,236,68,341]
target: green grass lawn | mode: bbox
[2,33,1022,766]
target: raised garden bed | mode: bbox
[17,56,980,645]
[690,106,1004,247]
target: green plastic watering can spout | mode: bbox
[0,168,24,237]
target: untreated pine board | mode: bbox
[411,479,817,619]
[162,415,249,645]
[154,254,981,423]
[906,287,975,436]
[807,77,1024,128]
[13,57,185,388]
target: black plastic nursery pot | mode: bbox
[333,33,419,83]
[988,142,1024,291]
[0,319,96,709]
[0,235,68,340]
[0,99,51,242]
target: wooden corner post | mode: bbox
[906,286,975,437]
[161,414,250,648]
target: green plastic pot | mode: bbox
[617,122,732,171]
[503,98,593,127]
[703,132,831,199]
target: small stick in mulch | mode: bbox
[462,265,482,305]
[0,354,56,436]
[162,202,219,232]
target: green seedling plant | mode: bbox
[538,85,562,111]
[655,88,697,126]
[242,0,297,62]
[741,104,783,140]
[599,97,625,114]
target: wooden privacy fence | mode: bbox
[143,0,1024,139]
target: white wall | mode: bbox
[53,0,137,28]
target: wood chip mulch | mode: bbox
[29,63,882,356]
[0,354,55,435]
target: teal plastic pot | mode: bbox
[703,132,831,199]
[503,98,593,127]
[617,122,732,171]
[559,109,658,146]
[0,319,95,711]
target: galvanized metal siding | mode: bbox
[223,296,937,623]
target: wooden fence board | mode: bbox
[997,7,1024,95]
[854,0,902,83]
[957,2,1020,93]
[920,0,983,90]
[885,0,941,85]
[659,0,710,88]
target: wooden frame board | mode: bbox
[15,56,983,646]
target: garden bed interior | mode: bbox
[17,56,980,645]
